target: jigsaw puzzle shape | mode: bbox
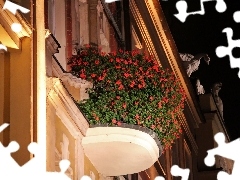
[170,165,190,180]
[0,123,9,132]
[154,176,165,180]
[0,123,73,180]
[174,0,227,22]
[233,11,240,23]
[215,28,240,78]
[3,0,30,15]
[204,132,240,180]
[80,175,92,180]
[0,141,20,179]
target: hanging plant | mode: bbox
[67,45,186,149]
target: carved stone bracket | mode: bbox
[45,30,61,55]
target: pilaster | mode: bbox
[88,0,99,46]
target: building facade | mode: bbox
[0,0,233,180]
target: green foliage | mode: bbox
[68,45,186,149]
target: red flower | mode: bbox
[118,84,124,90]
[135,114,140,119]
[130,81,135,88]
[98,76,104,81]
[151,125,156,130]
[149,96,154,101]
[122,103,127,109]
[158,102,162,108]
[91,74,97,78]
[124,60,128,65]
[112,119,117,124]
[80,72,86,79]
[116,96,120,100]
[152,65,159,71]
[95,116,99,121]
[83,61,88,65]
[95,60,100,65]
[134,101,139,105]
[115,80,122,85]
[124,72,131,78]
[117,121,121,126]
[116,58,121,63]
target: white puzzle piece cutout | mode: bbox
[205,132,240,180]
[174,0,227,22]
[3,0,30,15]
[215,27,240,78]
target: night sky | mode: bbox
[160,0,240,140]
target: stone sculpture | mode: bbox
[211,82,223,118]
[196,79,205,95]
[180,53,210,77]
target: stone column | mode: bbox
[88,0,99,46]
[79,0,89,46]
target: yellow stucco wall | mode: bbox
[0,52,10,146]
[55,115,76,179]
[0,37,32,165]
[9,37,32,165]
[84,155,100,180]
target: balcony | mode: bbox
[82,124,162,176]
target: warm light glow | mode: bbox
[36,0,46,171]
[3,0,30,15]
[11,23,22,33]
[0,43,7,51]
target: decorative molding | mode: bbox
[60,73,92,89]
[179,113,198,155]
[45,30,61,55]
[131,25,142,49]
[143,0,202,127]
[129,0,160,64]
[61,133,70,159]
[52,57,93,101]
[0,0,32,48]
[55,148,73,179]
[47,77,89,136]
[47,77,88,180]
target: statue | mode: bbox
[196,79,205,95]
[179,53,210,77]
[211,82,223,118]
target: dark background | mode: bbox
[160,0,240,140]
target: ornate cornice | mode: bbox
[141,0,204,127]
[47,77,89,136]
[179,113,198,155]
[129,0,160,65]
[132,25,142,49]
[129,0,200,154]
[47,77,87,179]
[52,56,92,87]
[0,0,32,48]
[45,30,61,55]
